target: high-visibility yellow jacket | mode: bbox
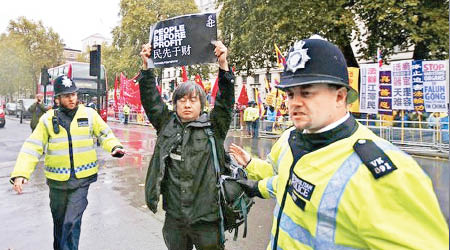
[11,105,122,181]
[123,105,130,115]
[247,123,449,250]
[244,107,259,122]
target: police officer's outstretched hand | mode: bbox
[13,177,28,194]
[236,179,263,198]
[229,143,251,167]
[111,147,125,158]
[140,43,152,70]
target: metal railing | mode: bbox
[230,113,449,156]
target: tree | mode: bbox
[218,0,359,73]
[0,34,31,100]
[218,0,449,73]
[103,0,198,85]
[353,0,449,60]
[6,17,64,94]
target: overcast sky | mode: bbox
[0,0,121,50]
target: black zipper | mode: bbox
[67,129,74,174]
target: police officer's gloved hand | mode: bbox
[111,146,125,158]
[236,179,263,198]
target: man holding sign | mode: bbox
[139,40,234,250]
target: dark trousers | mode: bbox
[163,216,223,250]
[252,119,259,138]
[246,121,252,135]
[49,185,90,250]
[124,114,129,124]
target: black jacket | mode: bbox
[139,68,235,224]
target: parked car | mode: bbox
[16,99,35,119]
[0,107,5,127]
[5,102,17,115]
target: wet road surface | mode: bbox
[0,117,448,249]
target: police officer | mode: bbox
[229,37,449,249]
[11,75,125,250]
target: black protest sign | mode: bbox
[149,13,217,68]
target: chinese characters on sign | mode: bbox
[359,64,379,114]
[378,69,392,115]
[391,61,414,110]
[411,60,425,112]
[149,13,217,68]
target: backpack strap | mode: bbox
[205,127,226,245]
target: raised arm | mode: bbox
[210,41,235,139]
[139,43,171,132]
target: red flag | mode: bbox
[119,72,126,106]
[194,74,204,90]
[210,74,219,105]
[114,75,118,107]
[181,66,188,82]
[237,84,249,106]
[67,64,72,79]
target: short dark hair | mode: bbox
[172,81,206,110]
[328,84,348,103]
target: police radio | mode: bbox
[52,112,60,134]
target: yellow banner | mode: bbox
[348,67,360,113]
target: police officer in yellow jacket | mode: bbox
[10,75,125,250]
[229,37,449,250]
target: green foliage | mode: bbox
[353,0,449,60]
[219,0,449,72]
[0,34,31,98]
[0,17,64,96]
[103,0,199,85]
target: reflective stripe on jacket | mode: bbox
[11,104,122,181]
[247,124,449,250]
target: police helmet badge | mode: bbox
[286,40,311,73]
[62,76,73,88]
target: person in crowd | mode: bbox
[10,75,125,249]
[87,96,98,110]
[243,103,254,137]
[28,93,48,132]
[138,41,234,250]
[265,105,276,131]
[229,37,448,250]
[428,112,441,129]
[123,103,130,125]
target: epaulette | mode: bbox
[353,139,397,179]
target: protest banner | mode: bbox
[378,67,393,115]
[348,67,360,113]
[421,60,449,112]
[411,60,425,112]
[148,13,217,68]
[391,60,414,110]
[359,64,379,114]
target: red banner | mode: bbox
[118,73,142,113]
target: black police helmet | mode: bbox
[54,75,78,96]
[277,38,358,103]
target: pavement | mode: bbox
[1,115,448,249]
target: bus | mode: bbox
[38,62,108,122]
